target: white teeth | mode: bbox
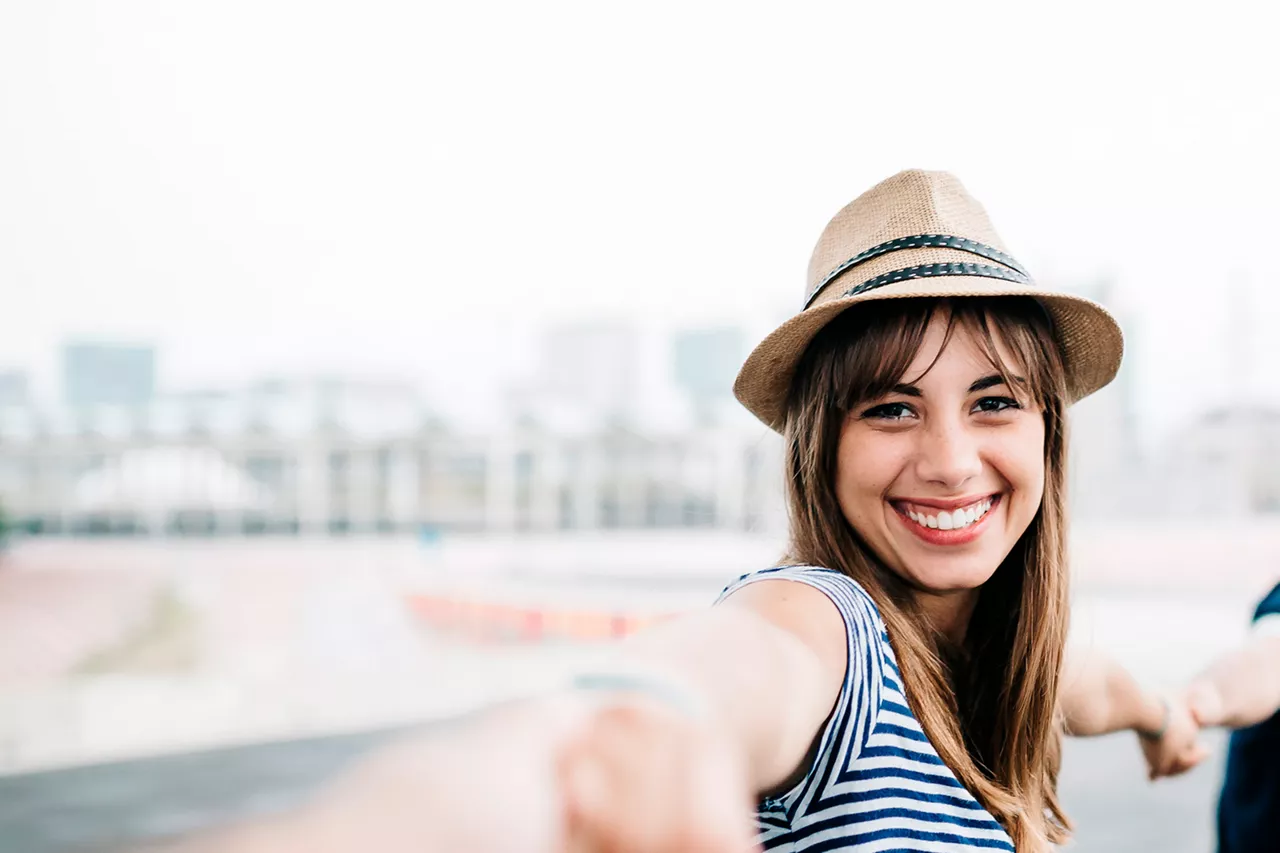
[904,498,995,532]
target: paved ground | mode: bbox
[0,728,397,853]
[0,725,1230,853]
[0,554,158,685]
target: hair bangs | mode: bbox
[788,297,1065,422]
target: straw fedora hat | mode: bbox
[734,169,1124,432]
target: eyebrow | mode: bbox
[888,374,1022,398]
[969,374,1011,393]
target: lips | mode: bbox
[890,494,1002,546]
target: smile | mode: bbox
[890,495,1001,545]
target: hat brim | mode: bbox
[733,277,1124,432]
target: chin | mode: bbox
[905,557,1000,594]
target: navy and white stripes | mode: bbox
[718,566,1014,852]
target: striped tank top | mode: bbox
[718,566,1014,852]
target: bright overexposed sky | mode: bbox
[1,1,1278,439]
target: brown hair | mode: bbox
[783,297,1071,851]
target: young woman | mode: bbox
[167,171,1206,853]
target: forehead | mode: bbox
[903,313,1015,382]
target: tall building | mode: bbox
[62,342,156,408]
[1062,279,1148,519]
[672,328,745,423]
[0,371,29,408]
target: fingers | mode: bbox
[1156,742,1209,779]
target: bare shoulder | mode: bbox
[720,578,848,678]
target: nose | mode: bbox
[913,414,983,490]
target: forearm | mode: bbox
[1060,650,1166,737]
[613,602,836,793]
[1102,664,1168,736]
[1190,635,1280,729]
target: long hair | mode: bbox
[782,297,1071,851]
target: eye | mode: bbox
[860,402,916,421]
[973,396,1021,414]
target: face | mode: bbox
[835,314,1046,601]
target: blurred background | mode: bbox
[1,2,1279,851]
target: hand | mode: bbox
[1137,696,1210,781]
[559,697,762,853]
[1184,678,1226,729]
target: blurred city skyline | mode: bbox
[0,274,1272,445]
[1,297,1277,536]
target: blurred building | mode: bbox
[1150,278,1280,516]
[672,328,745,426]
[62,341,156,408]
[1064,279,1152,520]
[0,374,786,537]
[27,284,1279,536]
[0,370,29,408]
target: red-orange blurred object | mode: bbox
[406,594,680,643]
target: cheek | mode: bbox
[1001,419,1047,510]
[835,428,903,521]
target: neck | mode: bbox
[912,587,980,646]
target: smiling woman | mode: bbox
[777,296,1070,846]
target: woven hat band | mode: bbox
[844,262,1031,298]
[803,233,1029,309]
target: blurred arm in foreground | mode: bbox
[152,581,846,853]
[1059,647,1208,780]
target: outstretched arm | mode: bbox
[1059,647,1206,779]
[148,580,850,853]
